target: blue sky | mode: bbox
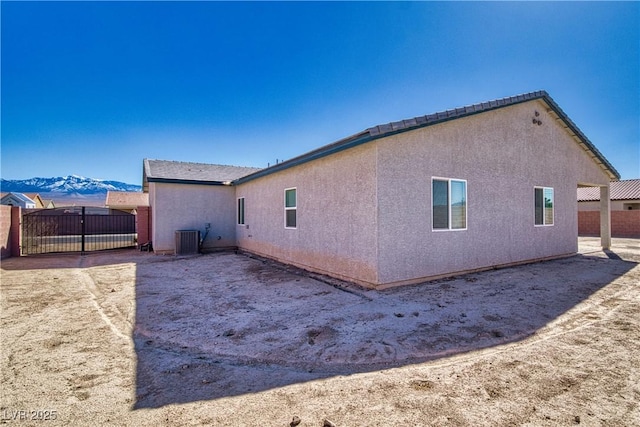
[1,1,638,185]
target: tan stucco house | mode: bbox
[143,160,261,253]
[23,193,47,209]
[143,91,619,288]
[577,179,640,211]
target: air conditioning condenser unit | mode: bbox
[175,230,200,255]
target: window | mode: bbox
[534,187,554,226]
[285,188,297,228]
[237,197,245,225]
[432,178,467,230]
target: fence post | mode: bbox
[81,207,86,254]
[136,206,152,248]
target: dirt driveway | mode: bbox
[1,238,639,426]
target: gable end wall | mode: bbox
[375,100,611,286]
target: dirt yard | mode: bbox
[1,238,639,426]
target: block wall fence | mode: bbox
[0,206,12,259]
[578,210,640,238]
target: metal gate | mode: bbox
[21,207,137,255]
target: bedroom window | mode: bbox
[534,187,554,226]
[432,178,467,231]
[237,197,245,225]
[285,188,297,229]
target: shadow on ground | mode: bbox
[0,248,144,271]
[131,243,638,408]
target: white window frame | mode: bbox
[284,187,297,229]
[534,186,554,227]
[237,197,245,225]
[431,177,468,232]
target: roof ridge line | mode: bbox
[145,158,262,170]
[367,90,548,135]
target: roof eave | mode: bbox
[234,130,372,184]
[146,177,232,186]
[537,95,620,180]
[142,159,150,193]
[235,91,619,185]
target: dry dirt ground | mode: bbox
[1,237,639,426]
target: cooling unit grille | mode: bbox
[175,230,200,255]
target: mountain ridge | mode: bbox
[1,175,142,195]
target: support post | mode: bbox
[600,185,611,250]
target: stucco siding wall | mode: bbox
[376,100,611,286]
[236,143,379,285]
[150,182,236,253]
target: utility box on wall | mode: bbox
[175,230,200,255]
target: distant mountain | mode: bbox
[0,175,141,195]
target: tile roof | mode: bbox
[577,179,640,201]
[106,191,149,207]
[236,90,619,184]
[144,159,262,185]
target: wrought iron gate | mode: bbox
[21,207,136,255]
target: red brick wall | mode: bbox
[578,211,600,236]
[0,205,11,259]
[136,206,152,247]
[612,210,640,238]
[578,210,640,238]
